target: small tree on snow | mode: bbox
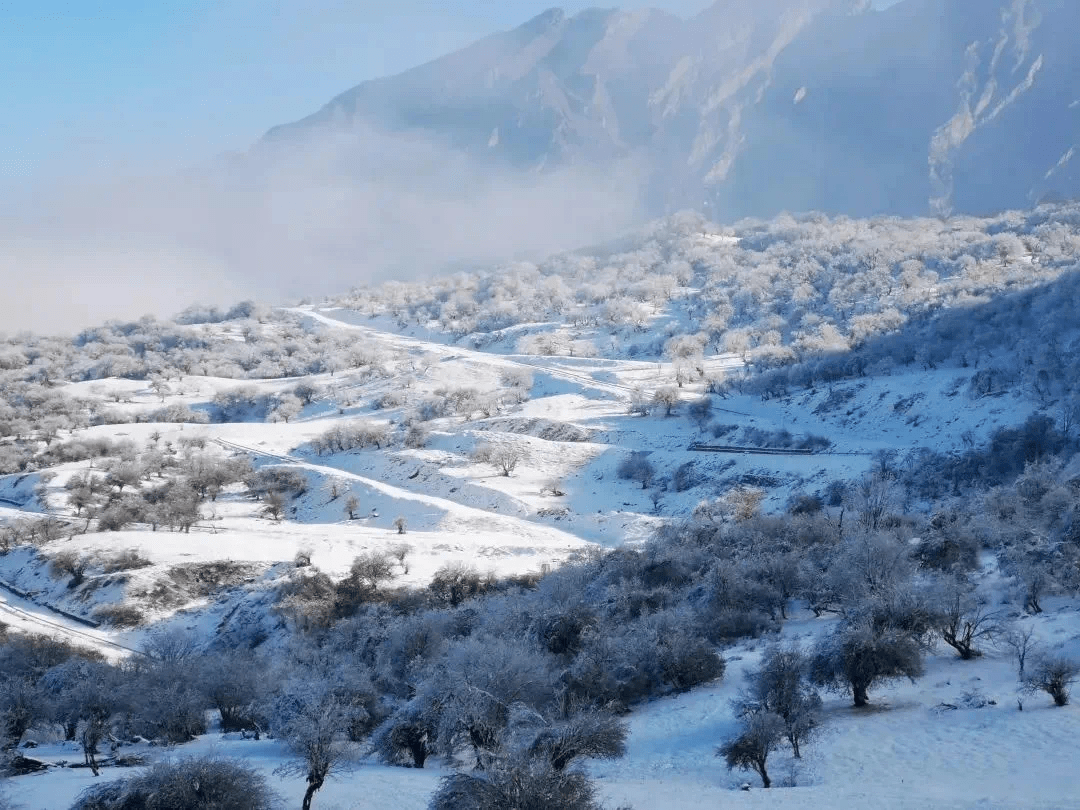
[652,386,680,416]
[491,446,522,477]
[717,710,785,788]
[740,644,822,758]
[936,581,1002,660]
[269,394,303,424]
[389,542,410,573]
[1024,656,1079,707]
[262,490,287,522]
[617,451,655,489]
[525,709,628,772]
[344,495,360,521]
[540,478,565,497]
[1003,624,1039,679]
[347,551,397,593]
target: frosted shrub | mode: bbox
[310,421,391,454]
[1024,656,1079,706]
[70,756,279,810]
[430,754,602,810]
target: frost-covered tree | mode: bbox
[809,622,923,707]
[490,446,523,477]
[652,386,680,416]
[272,680,361,810]
[525,709,628,772]
[617,451,655,489]
[739,644,821,758]
[53,661,127,775]
[198,651,268,735]
[717,710,785,788]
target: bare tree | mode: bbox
[294,381,321,405]
[936,582,1002,659]
[348,552,397,593]
[540,478,566,497]
[617,451,655,490]
[343,495,360,521]
[1002,624,1039,679]
[687,396,713,431]
[491,446,523,477]
[652,386,680,417]
[852,472,898,532]
[1018,563,1050,614]
[262,490,287,522]
[389,543,411,574]
[57,662,126,776]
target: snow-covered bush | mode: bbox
[70,756,279,810]
[310,421,392,455]
[1024,656,1079,707]
[430,753,602,810]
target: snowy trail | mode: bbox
[293,307,742,402]
[0,586,141,660]
[214,438,593,550]
[295,306,634,398]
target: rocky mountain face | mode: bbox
[264,0,1080,219]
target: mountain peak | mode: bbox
[261,0,1080,219]
[519,7,567,34]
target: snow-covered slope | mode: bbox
[3,207,1080,810]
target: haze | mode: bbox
[1,0,900,334]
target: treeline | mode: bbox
[740,265,1080,402]
[0,306,396,388]
[327,204,1080,368]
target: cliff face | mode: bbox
[264,0,1080,218]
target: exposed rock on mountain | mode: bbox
[264,0,1080,219]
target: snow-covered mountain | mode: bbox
[264,0,1080,219]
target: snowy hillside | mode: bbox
[2,205,1080,809]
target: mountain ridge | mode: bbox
[261,0,1080,219]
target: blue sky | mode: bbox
[1,1,900,185]
[0,1,707,184]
